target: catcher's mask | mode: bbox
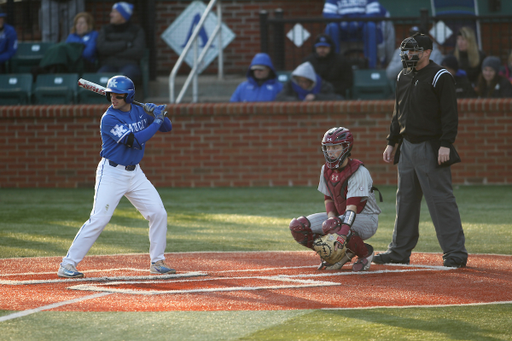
[321,127,354,169]
[400,33,433,75]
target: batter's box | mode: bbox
[68,274,341,295]
[67,263,452,295]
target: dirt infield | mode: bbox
[1,252,511,314]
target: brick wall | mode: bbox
[1,99,511,188]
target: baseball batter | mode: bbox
[289,127,381,271]
[58,75,174,278]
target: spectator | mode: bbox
[323,0,389,69]
[441,55,476,98]
[476,56,512,98]
[302,34,353,98]
[454,26,485,86]
[35,12,98,75]
[499,50,512,83]
[0,6,17,74]
[230,53,282,102]
[276,61,340,102]
[40,0,85,43]
[96,2,145,84]
[386,26,444,83]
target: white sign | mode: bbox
[161,1,235,73]
[429,21,453,45]
[287,23,310,47]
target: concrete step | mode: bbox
[145,74,246,103]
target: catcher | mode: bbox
[289,127,381,271]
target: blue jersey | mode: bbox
[100,104,171,165]
[0,23,18,64]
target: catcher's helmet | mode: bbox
[399,33,432,75]
[105,75,135,103]
[321,127,354,169]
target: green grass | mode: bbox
[0,185,511,340]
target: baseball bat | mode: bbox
[77,78,167,116]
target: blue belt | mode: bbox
[108,160,136,171]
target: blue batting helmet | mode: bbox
[105,75,135,103]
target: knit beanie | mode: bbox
[482,56,501,73]
[113,2,134,21]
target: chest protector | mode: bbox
[323,159,365,215]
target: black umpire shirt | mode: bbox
[387,60,458,149]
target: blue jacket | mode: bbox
[0,23,18,64]
[66,30,99,63]
[230,53,283,102]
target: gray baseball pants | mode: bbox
[387,139,467,261]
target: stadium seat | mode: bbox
[78,73,117,104]
[276,71,292,83]
[33,73,79,104]
[351,69,392,100]
[9,42,54,74]
[0,73,33,105]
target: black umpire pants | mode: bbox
[387,139,468,262]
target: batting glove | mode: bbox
[153,105,168,125]
[143,103,157,114]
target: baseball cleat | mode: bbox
[352,252,374,271]
[150,260,176,274]
[372,252,410,265]
[443,257,467,268]
[58,264,84,278]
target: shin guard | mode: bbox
[289,216,318,249]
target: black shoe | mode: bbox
[443,257,467,268]
[373,252,410,265]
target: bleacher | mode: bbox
[1,41,149,105]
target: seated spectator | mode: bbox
[96,2,145,83]
[302,34,352,98]
[323,0,389,69]
[441,55,476,98]
[36,12,98,75]
[476,56,512,98]
[499,50,512,83]
[0,6,18,74]
[276,61,340,102]
[454,26,485,86]
[230,53,282,102]
[386,26,444,83]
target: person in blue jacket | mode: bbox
[0,6,18,74]
[230,52,283,102]
[35,11,98,75]
[276,61,340,101]
[65,12,99,67]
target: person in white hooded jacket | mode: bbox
[276,62,341,101]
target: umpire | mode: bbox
[375,33,468,268]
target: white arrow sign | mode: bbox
[161,1,236,74]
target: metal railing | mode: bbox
[169,0,224,104]
[259,9,512,71]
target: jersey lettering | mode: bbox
[110,124,129,138]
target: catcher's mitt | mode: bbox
[312,234,347,265]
